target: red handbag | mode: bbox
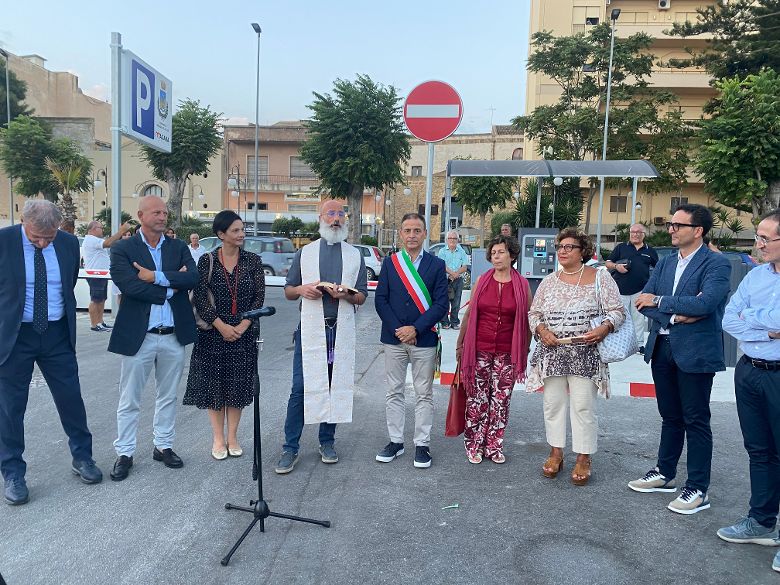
[445,365,466,437]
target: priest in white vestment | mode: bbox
[274,200,368,475]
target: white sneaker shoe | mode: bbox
[628,467,677,493]
[668,487,710,515]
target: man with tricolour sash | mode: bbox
[375,213,448,468]
[275,200,368,475]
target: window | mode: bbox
[418,204,439,216]
[511,148,523,160]
[246,202,268,211]
[144,184,164,197]
[609,196,627,213]
[288,203,318,213]
[290,156,316,179]
[411,166,423,176]
[246,156,269,187]
[670,197,688,213]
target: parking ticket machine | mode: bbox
[517,228,558,293]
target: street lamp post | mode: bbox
[552,176,563,228]
[91,168,108,220]
[228,164,241,217]
[1,49,14,225]
[251,23,262,237]
[595,7,621,259]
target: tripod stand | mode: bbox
[221,306,330,566]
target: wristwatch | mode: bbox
[652,295,661,306]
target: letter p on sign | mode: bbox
[131,60,155,139]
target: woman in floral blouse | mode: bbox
[527,228,625,486]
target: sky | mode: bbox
[1,0,531,133]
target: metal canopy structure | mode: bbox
[444,159,660,252]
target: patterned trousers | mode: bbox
[464,351,515,458]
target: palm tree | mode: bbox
[44,157,86,223]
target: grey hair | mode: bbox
[22,200,62,230]
[87,220,102,231]
[447,230,460,240]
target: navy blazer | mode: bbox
[640,245,731,373]
[108,233,199,356]
[374,251,449,347]
[0,225,80,367]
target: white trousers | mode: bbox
[621,292,646,346]
[542,375,599,455]
[114,333,186,457]
[383,343,437,447]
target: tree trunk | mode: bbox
[59,192,77,223]
[166,173,188,229]
[347,184,364,244]
[480,213,486,247]
[583,181,597,234]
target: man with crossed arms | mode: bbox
[375,213,448,469]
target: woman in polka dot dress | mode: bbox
[183,210,265,460]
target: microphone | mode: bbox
[240,306,276,320]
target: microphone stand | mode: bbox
[221,306,330,566]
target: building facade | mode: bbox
[524,0,730,239]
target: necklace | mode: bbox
[560,264,585,276]
[219,249,241,315]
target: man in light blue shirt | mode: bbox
[718,209,780,574]
[437,230,469,329]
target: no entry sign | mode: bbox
[403,81,463,143]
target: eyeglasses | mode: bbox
[665,222,700,232]
[447,237,458,240]
[554,244,583,252]
[324,210,346,218]
[629,231,645,235]
[755,234,780,245]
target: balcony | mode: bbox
[228,173,319,192]
[649,69,713,90]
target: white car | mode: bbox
[353,244,384,281]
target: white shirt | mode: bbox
[659,243,703,334]
[81,234,110,270]
[189,244,206,263]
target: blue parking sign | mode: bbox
[131,59,155,139]
[121,49,172,153]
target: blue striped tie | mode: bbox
[32,247,48,334]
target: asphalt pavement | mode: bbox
[0,288,775,585]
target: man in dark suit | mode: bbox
[375,213,448,469]
[628,204,731,515]
[0,200,102,505]
[107,195,198,481]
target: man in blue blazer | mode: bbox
[375,213,448,469]
[629,204,731,515]
[107,195,198,481]
[0,201,102,505]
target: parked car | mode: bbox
[353,244,384,281]
[428,242,473,288]
[653,246,757,267]
[199,236,297,276]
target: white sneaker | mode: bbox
[668,487,710,515]
[628,467,677,493]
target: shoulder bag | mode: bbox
[191,252,215,331]
[590,271,638,363]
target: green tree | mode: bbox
[512,178,583,231]
[0,115,92,202]
[272,216,304,237]
[0,61,33,124]
[696,70,780,221]
[453,166,515,245]
[78,207,134,235]
[490,211,514,237]
[141,99,222,229]
[300,74,411,243]
[45,155,90,223]
[665,1,780,80]
[512,24,693,233]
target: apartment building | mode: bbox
[525,0,721,236]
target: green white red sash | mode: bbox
[391,249,432,313]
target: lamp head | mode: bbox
[611,8,621,21]
[553,177,563,187]
[403,188,411,197]
[251,23,262,34]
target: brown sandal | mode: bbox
[542,455,564,479]
[571,455,592,486]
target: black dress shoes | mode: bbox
[110,455,133,482]
[153,447,183,468]
[4,477,29,505]
[72,459,103,484]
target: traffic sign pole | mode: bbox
[110,32,122,234]
[424,143,434,249]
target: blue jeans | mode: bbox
[441,277,464,327]
[282,326,336,454]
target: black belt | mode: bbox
[743,355,780,371]
[148,326,175,335]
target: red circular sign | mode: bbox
[403,80,463,143]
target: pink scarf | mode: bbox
[460,268,530,392]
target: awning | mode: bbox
[446,159,659,179]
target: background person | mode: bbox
[81,219,133,331]
[455,235,531,464]
[605,223,658,354]
[164,227,176,239]
[188,232,206,263]
[184,211,265,460]
[527,228,625,486]
[437,230,469,329]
